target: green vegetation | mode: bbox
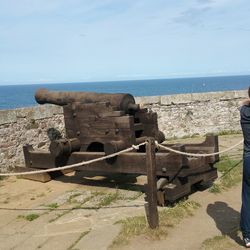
[97,190,122,207]
[17,213,40,221]
[96,189,142,207]
[49,191,103,223]
[109,200,200,249]
[209,183,222,193]
[209,156,243,193]
[45,203,59,210]
[201,235,237,250]
[49,189,142,223]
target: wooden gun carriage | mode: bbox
[23,89,219,205]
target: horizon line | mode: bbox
[1,72,250,87]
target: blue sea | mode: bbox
[0,75,250,110]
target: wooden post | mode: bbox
[145,137,159,229]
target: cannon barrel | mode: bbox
[35,88,139,113]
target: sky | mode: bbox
[0,0,250,85]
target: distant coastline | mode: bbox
[0,74,250,110]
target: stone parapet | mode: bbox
[0,89,247,171]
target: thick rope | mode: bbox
[0,139,244,177]
[156,139,243,157]
[0,142,147,177]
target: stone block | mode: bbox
[161,93,193,105]
[0,110,17,125]
[234,90,248,98]
[15,105,63,121]
[135,96,160,105]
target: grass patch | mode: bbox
[49,190,142,223]
[209,183,222,193]
[96,189,141,207]
[17,213,40,221]
[45,203,59,210]
[67,230,90,250]
[49,191,104,223]
[109,200,200,249]
[201,235,237,250]
[97,190,121,207]
[209,156,242,193]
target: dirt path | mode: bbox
[0,134,245,250]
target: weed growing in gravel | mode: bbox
[17,213,40,221]
[97,190,121,207]
[46,203,59,210]
[109,200,201,249]
[209,183,222,193]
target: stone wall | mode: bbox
[135,90,247,138]
[0,90,247,171]
[0,105,64,172]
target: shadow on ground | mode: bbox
[207,201,243,246]
[55,172,145,192]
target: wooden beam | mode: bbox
[145,138,159,229]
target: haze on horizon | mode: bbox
[0,0,250,85]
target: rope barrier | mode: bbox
[156,139,243,157]
[0,139,244,177]
[0,142,148,177]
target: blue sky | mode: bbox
[0,0,250,85]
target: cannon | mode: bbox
[35,89,165,156]
[22,89,219,205]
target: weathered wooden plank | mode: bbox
[17,167,52,182]
[70,152,185,176]
[64,116,133,129]
[145,138,159,228]
[24,146,187,174]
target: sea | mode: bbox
[0,74,250,110]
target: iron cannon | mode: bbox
[22,89,219,205]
